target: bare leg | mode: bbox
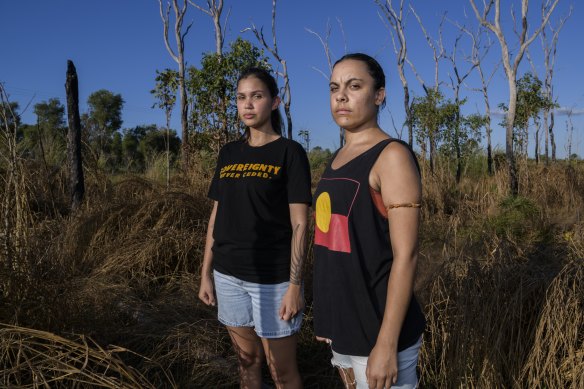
[227,326,264,389]
[337,367,356,389]
[261,334,302,389]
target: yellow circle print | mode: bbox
[315,192,332,233]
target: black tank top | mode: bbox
[312,138,425,356]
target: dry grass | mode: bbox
[417,160,584,388]
[521,258,584,388]
[0,154,582,387]
[0,323,167,388]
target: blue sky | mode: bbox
[1,0,582,157]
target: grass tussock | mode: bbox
[0,323,167,388]
[0,155,583,387]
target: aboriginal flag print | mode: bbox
[314,177,360,253]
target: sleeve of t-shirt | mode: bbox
[286,142,312,205]
[208,147,224,201]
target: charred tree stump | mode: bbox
[65,60,85,212]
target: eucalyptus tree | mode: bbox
[540,2,572,163]
[406,6,446,173]
[444,31,479,183]
[187,38,270,153]
[29,98,66,165]
[411,89,456,174]
[469,0,560,195]
[453,22,499,175]
[84,89,124,162]
[158,0,192,165]
[151,69,179,186]
[498,72,555,161]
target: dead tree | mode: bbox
[65,60,85,212]
[189,0,232,143]
[246,0,293,139]
[456,21,498,175]
[305,18,347,146]
[444,32,479,183]
[188,0,227,56]
[541,1,572,163]
[159,0,193,166]
[565,108,574,160]
[469,0,560,195]
[406,6,446,174]
[375,0,414,146]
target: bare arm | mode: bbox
[367,142,421,389]
[198,201,218,306]
[279,203,309,321]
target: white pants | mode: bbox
[330,336,422,389]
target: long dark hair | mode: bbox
[237,67,283,138]
[333,53,387,110]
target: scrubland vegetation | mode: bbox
[2,1,582,385]
[1,142,582,387]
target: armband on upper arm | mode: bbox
[385,202,421,211]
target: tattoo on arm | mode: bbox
[290,223,307,285]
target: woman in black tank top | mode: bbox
[313,53,425,388]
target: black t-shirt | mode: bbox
[208,137,312,284]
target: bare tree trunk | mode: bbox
[484,78,495,175]
[565,110,574,160]
[404,87,412,146]
[470,0,560,196]
[376,0,413,146]
[457,22,497,176]
[305,20,347,146]
[408,6,445,172]
[429,136,437,174]
[543,108,549,164]
[535,120,540,164]
[455,113,462,183]
[166,114,171,188]
[248,0,293,139]
[550,110,556,161]
[65,60,85,212]
[189,0,225,55]
[190,0,227,142]
[159,0,193,167]
[541,2,571,164]
[507,82,519,195]
[487,124,493,174]
[282,62,293,139]
[534,123,540,165]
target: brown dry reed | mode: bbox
[0,323,165,388]
[0,137,582,387]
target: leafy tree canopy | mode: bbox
[187,38,270,144]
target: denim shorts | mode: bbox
[213,270,303,338]
[330,336,422,389]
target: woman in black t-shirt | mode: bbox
[312,53,425,388]
[199,67,311,388]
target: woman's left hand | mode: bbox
[279,283,304,321]
[366,343,398,389]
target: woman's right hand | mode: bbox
[316,336,331,344]
[198,273,216,306]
